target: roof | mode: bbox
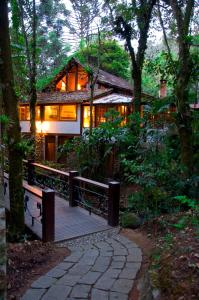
[42,57,133,94]
[96,69,132,92]
[34,89,112,105]
[93,93,132,104]
[190,103,199,109]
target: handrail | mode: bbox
[74,176,109,190]
[32,162,69,177]
[4,172,42,198]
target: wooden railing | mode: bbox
[4,172,55,242]
[23,160,120,227]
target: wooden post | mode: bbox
[69,171,79,207]
[42,189,55,242]
[108,181,120,227]
[27,159,35,185]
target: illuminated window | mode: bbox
[118,105,127,125]
[44,105,59,121]
[35,106,40,120]
[60,105,77,121]
[19,106,30,121]
[55,65,88,92]
[56,76,66,91]
[96,106,107,125]
[83,106,95,128]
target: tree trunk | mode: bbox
[132,68,142,113]
[170,0,194,171]
[30,0,37,140]
[0,0,24,238]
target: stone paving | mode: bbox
[21,234,142,300]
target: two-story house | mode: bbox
[19,57,151,161]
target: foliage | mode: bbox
[76,39,130,80]
[59,109,125,179]
[120,212,141,229]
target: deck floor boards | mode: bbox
[4,178,111,242]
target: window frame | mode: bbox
[43,104,78,122]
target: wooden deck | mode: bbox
[4,178,111,242]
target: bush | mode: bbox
[121,212,141,229]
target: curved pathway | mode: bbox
[22,234,142,300]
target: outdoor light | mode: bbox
[77,83,81,90]
[61,81,66,91]
[36,121,49,134]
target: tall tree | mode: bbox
[0,0,24,238]
[69,0,101,40]
[168,0,195,170]
[105,0,156,112]
[17,0,37,143]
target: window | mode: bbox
[19,106,30,121]
[83,106,95,128]
[60,105,77,121]
[44,105,59,121]
[55,64,88,92]
[96,106,107,125]
[35,106,41,120]
[118,105,127,125]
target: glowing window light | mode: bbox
[77,83,81,90]
[36,121,49,134]
[61,81,66,91]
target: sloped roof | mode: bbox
[93,93,132,104]
[35,89,112,105]
[42,57,133,93]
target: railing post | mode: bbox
[27,159,35,185]
[42,189,55,242]
[69,171,79,207]
[108,181,120,227]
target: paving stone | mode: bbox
[64,252,83,263]
[112,255,126,262]
[45,267,66,278]
[78,255,97,265]
[114,248,128,256]
[119,267,139,279]
[56,274,81,286]
[78,271,101,284]
[100,250,113,257]
[69,263,91,275]
[111,261,125,269]
[125,262,141,270]
[21,288,46,300]
[31,276,56,289]
[91,288,109,300]
[95,256,111,265]
[126,248,142,262]
[91,262,109,272]
[41,285,71,300]
[104,268,121,278]
[70,284,91,298]
[111,278,133,294]
[56,262,74,270]
[109,291,129,300]
[94,276,115,290]
[22,233,142,300]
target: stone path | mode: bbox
[21,234,142,300]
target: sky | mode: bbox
[61,0,163,53]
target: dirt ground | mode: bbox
[7,240,70,300]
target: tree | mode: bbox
[168,0,196,170]
[0,0,24,238]
[76,39,130,80]
[37,0,70,77]
[69,0,101,39]
[104,0,156,112]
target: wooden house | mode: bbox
[19,57,151,161]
